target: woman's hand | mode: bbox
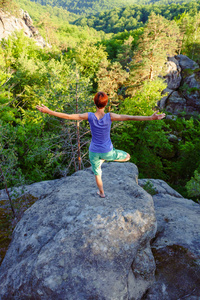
[36,104,51,114]
[151,111,166,120]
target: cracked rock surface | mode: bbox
[0,163,157,300]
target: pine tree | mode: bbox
[128,13,180,95]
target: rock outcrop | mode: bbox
[0,163,157,300]
[0,9,49,48]
[158,55,200,116]
[139,179,200,299]
[1,164,199,299]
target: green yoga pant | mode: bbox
[89,148,128,176]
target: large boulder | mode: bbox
[0,163,157,300]
[139,179,200,299]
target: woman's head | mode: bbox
[94,92,108,109]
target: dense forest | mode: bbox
[26,0,197,15]
[27,0,137,15]
[0,0,200,212]
[74,1,200,33]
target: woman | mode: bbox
[36,91,165,198]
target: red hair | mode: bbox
[94,92,108,108]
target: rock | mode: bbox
[165,114,177,121]
[0,179,61,201]
[176,54,199,71]
[0,162,157,300]
[158,88,174,110]
[139,179,200,300]
[163,57,182,90]
[184,71,200,112]
[165,90,186,114]
[158,55,200,116]
[0,9,49,48]
[167,134,180,143]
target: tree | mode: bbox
[176,12,200,63]
[35,62,94,174]
[128,13,180,95]
[97,59,129,111]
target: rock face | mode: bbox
[139,179,200,299]
[158,55,200,116]
[0,163,157,300]
[0,9,49,47]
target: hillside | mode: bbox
[25,0,196,15]
[73,1,200,33]
[27,0,139,15]
[17,0,77,23]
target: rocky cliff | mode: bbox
[0,162,199,299]
[158,55,200,116]
[0,9,49,47]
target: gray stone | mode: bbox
[176,54,199,70]
[0,163,157,300]
[165,115,177,121]
[0,179,61,201]
[158,55,200,116]
[158,88,174,109]
[139,179,200,300]
[184,73,200,113]
[165,91,186,114]
[163,58,182,90]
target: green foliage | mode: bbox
[186,170,200,200]
[97,59,129,109]
[112,79,172,179]
[0,0,20,15]
[124,78,167,115]
[100,28,143,61]
[176,11,200,63]
[26,0,139,15]
[17,0,77,23]
[73,1,200,33]
[0,32,100,187]
[143,180,157,195]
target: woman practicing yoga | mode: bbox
[36,91,165,198]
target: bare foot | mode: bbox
[97,191,105,198]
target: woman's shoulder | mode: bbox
[88,112,94,121]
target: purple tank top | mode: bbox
[88,112,113,153]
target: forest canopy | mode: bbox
[73,1,200,33]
